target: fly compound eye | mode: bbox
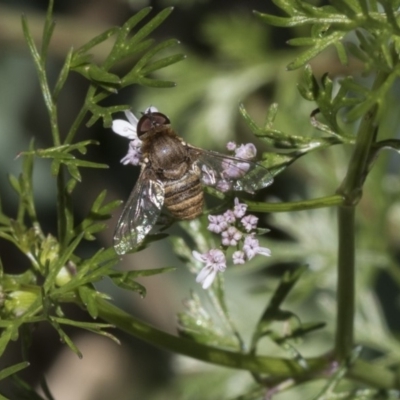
[137,112,170,137]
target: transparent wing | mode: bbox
[113,168,164,255]
[189,148,273,194]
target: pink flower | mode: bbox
[234,143,257,160]
[233,198,248,218]
[226,141,237,151]
[216,179,232,192]
[243,235,271,260]
[223,209,236,224]
[222,161,249,179]
[208,215,228,234]
[221,226,242,246]
[232,251,245,264]
[241,214,258,232]
[120,139,142,166]
[192,249,227,289]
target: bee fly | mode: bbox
[113,110,273,255]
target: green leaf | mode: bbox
[136,77,177,88]
[73,64,120,86]
[40,0,55,60]
[10,375,46,400]
[51,317,120,345]
[177,292,240,349]
[53,47,73,100]
[78,286,99,319]
[75,27,119,56]
[251,265,308,351]
[8,174,21,195]
[110,275,146,295]
[105,7,153,67]
[287,31,346,70]
[129,7,174,47]
[0,327,14,358]
[141,53,186,75]
[0,362,30,381]
[50,320,82,358]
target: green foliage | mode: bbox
[3,0,400,399]
[0,1,185,396]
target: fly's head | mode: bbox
[137,111,171,140]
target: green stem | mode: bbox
[335,206,355,360]
[246,194,344,213]
[96,298,324,375]
[64,87,96,145]
[57,169,67,248]
[93,298,399,388]
[334,72,386,361]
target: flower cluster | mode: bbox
[193,198,271,289]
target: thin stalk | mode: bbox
[64,87,96,145]
[335,206,355,360]
[93,298,399,388]
[57,169,67,248]
[334,72,387,361]
[246,194,344,213]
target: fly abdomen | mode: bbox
[164,172,204,220]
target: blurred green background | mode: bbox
[0,0,400,399]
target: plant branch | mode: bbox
[246,194,344,213]
[334,72,386,361]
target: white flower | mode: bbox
[111,110,140,140]
[192,249,227,289]
[242,235,271,260]
[111,107,158,166]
